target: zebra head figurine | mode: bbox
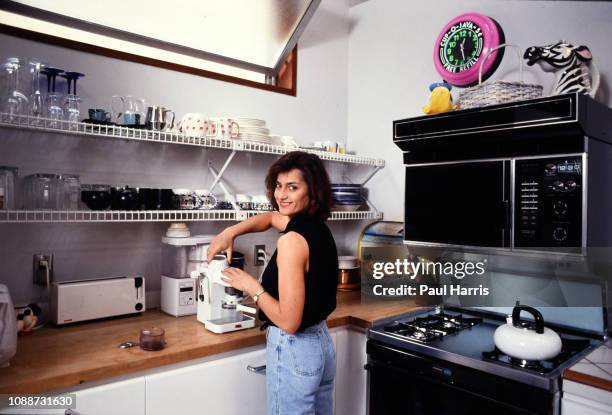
[523,41,600,98]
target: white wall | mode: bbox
[0,0,366,306]
[347,0,612,221]
[3,0,611,307]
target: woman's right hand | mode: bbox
[207,228,235,262]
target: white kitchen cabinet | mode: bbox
[69,377,146,415]
[333,327,368,415]
[0,328,369,415]
[146,345,267,415]
[0,377,146,415]
[561,380,612,415]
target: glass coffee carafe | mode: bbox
[111,95,145,126]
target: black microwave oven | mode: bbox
[393,94,612,253]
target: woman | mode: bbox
[207,151,338,414]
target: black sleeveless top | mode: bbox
[258,212,338,331]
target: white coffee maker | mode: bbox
[160,235,214,317]
[196,254,256,333]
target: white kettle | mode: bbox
[0,284,17,368]
[494,305,562,361]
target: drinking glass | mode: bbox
[60,174,80,210]
[23,173,61,210]
[46,93,63,128]
[29,60,45,118]
[41,67,64,128]
[63,94,81,129]
[0,166,18,210]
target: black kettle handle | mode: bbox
[512,305,545,334]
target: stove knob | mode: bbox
[565,180,577,192]
[545,163,557,174]
[552,181,564,192]
[553,227,568,242]
[553,200,568,216]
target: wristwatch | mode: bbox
[253,289,266,304]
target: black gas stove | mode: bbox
[383,311,483,342]
[367,307,602,415]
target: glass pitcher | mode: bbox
[111,96,145,126]
[3,58,28,117]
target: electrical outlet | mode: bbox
[33,253,53,286]
[254,244,266,266]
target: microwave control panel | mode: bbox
[514,156,583,248]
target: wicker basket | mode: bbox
[457,44,543,109]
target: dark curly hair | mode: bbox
[265,151,332,220]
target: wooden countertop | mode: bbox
[0,291,419,394]
[564,339,612,392]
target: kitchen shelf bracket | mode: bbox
[208,161,238,209]
[208,150,237,194]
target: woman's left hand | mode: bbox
[221,267,261,297]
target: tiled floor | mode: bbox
[569,339,612,382]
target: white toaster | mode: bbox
[51,275,146,325]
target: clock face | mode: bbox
[433,13,504,87]
[439,22,483,73]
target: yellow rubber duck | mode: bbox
[422,82,458,115]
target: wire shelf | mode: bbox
[0,209,382,223]
[330,210,383,220]
[0,113,385,166]
[0,210,236,223]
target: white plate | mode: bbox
[233,118,266,127]
[239,133,271,140]
[240,127,270,134]
[239,130,270,136]
[240,136,273,144]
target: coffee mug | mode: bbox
[179,113,209,137]
[145,106,175,131]
[88,108,110,122]
[209,117,239,139]
[281,136,298,148]
[194,189,217,210]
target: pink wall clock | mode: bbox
[433,13,505,87]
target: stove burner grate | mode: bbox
[383,311,482,342]
[482,338,592,374]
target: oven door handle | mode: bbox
[500,199,510,230]
[500,199,510,246]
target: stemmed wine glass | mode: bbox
[62,71,85,129]
[29,59,45,121]
[41,67,64,128]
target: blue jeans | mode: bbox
[266,321,335,415]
